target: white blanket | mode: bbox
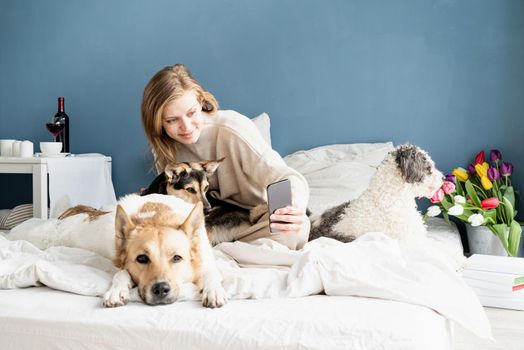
[0,228,491,340]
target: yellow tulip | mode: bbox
[452,168,469,182]
[475,162,489,178]
[480,175,493,190]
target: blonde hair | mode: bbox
[141,64,218,172]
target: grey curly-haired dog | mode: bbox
[308,144,444,242]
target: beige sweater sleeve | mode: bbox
[213,111,310,211]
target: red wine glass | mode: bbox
[46,122,64,142]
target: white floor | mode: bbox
[454,307,524,350]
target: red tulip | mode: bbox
[480,197,499,209]
[474,150,485,165]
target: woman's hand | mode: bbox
[269,206,306,234]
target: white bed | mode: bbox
[0,142,491,350]
[0,219,476,350]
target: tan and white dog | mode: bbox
[58,194,228,308]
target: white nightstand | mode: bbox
[0,155,112,218]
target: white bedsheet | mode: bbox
[0,288,453,350]
[0,225,490,341]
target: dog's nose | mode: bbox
[151,282,171,298]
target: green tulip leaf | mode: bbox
[504,186,516,209]
[484,209,497,221]
[496,204,507,224]
[508,220,522,257]
[455,181,465,197]
[499,185,507,200]
[440,197,453,210]
[456,209,475,222]
[442,211,451,225]
[482,209,497,225]
[491,224,509,251]
[465,180,481,207]
[502,197,515,222]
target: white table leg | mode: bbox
[32,164,47,219]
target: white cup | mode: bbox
[12,140,22,157]
[0,139,15,157]
[20,140,34,158]
[40,141,62,155]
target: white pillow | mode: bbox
[284,143,395,215]
[251,112,272,147]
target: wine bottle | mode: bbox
[53,97,70,152]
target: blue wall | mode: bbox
[1,0,523,216]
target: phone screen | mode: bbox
[267,179,292,233]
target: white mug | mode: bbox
[12,140,22,157]
[20,140,34,158]
[0,139,15,157]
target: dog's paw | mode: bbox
[201,283,228,308]
[102,287,129,308]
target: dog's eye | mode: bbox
[172,255,183,263]
[186,187,197,194]
[136,254,150,264]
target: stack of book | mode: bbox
[462,254,524,310]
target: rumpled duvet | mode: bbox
[0,227,491,339]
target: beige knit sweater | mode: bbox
[173,110,310,248]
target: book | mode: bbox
[463,276,524,294]
[462,254,524,310]
[465,254,524,275]
[477,295,524,311]
[462,269,524,290]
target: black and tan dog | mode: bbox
[142,159,265,245]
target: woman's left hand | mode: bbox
[269,206,307,234]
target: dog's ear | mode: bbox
[164,164,181,183]
[201,157,225,177]
[394,144,432,184]
[114,205,135,268]
[115,205,135,239]
[181,202,204,237]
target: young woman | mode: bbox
[141,64,310,249]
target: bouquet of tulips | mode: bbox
[426,149,521,256]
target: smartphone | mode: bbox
[267,179,292,233]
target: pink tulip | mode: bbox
[430,188,445,203]
[442,181,456,195]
